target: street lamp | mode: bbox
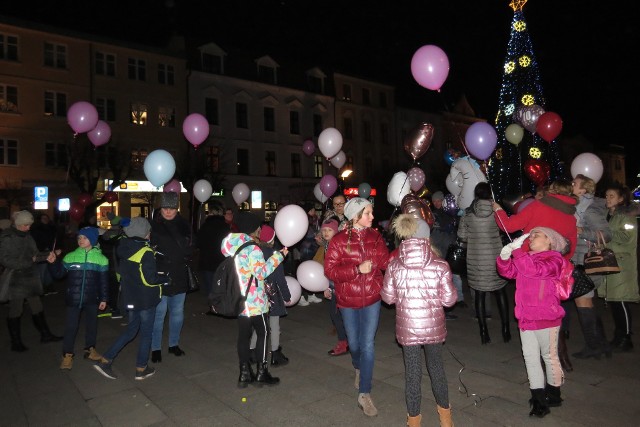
[340,169,353,193]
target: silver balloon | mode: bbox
[516,104,545,133]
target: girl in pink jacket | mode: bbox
[381,215,457,427]
[496,226,571,418]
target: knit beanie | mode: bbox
[343,197,372,221]
[78,226,99,246]
[321,219,339,234]
[160,191,179,209]
[13,210,34,226]
[235,212,262,235]
[124,217,152,239]
[259,225,276,244]
[530,226,569,254]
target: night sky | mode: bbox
[3,0,639,183]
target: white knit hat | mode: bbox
[343,197,372,220]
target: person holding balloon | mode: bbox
[324,197,390,417]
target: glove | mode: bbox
[511,233,530,249]
[499,233,530,260]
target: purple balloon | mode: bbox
[302,139,315,156]
[182,113,210,147]
[87,120,111,147]
[465,122,497,161]
[163,179,181,193]
[443,194,459,216]
[319,174,338,198]
[67,101,99,134]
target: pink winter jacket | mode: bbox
[496,248,567,331]
[381,238,457,346]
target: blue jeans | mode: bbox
[152,293,186,350]
[102,306,156,369]
[62,304,98,354]
[340,300,381,393]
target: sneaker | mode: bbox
[135,366,156,380]
[97,311,112,318]
[60,353,73,370]
[297,297,310,306]
[357,393,378,417]
[110,310,123,320]
[354,369,360,390]
[307,294,323,303]
[94,361,117,379]
[84,346,103,361]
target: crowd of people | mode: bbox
[1,175,638,426]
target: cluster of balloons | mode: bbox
[512,105,563,143]
[183,113,210,148]
[67,101,112,147]
[410,45,450,92]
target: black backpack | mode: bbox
[208,241,255,317]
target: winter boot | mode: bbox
[528,388,550,418]
[437,404,454,427]
[237,362,255,388]
[32,312,62,343]
[407,413,422,427]
[613,334,633,352]
[545,383,563,407]
[595,316,612,358]
[328,339,349,356]
[270,346,289,367]
[558,332,573,372]
[7,317,28,352]
[83,346,102,361]
[478,323,491,345]
[496,288,511,343]
[60,353,74,370]
[255,362,279,386]
[574,307,604,359]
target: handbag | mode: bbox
[583,231,620,275]
[445,240,467,275]
[569,264,596,300]
[263,280,279,305]
[186,264,200,293]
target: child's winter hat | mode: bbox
[78,226,99,246]
[235,212,262,235]
[343,197,372,221]
[124,217,152,239]
[321,219,339,234]
[530,227,569,254]
[259,225,276,244]
[431,191,445,201]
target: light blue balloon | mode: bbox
[358,182,371,199]
[144,149,176,187]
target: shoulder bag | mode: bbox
[445,239,467,275]
[583,231,620,275]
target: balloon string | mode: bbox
[446,346,484,406]
[484,165,513,244]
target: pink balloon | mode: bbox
[302,139,315,156]
[87,120,111,147]
[407,167,426,192]
[182,113,210,147]
[163,179,181,193]
[410,45,450,91]
[284,276,302,306]
[318,128,343,158]
[465,122,497,160]
[274,204,308,247]
[67,101,99,134]
[319,174,338,198]
[330,150,346,169]
[296,260,329,292]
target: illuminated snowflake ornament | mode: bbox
[521,94,535,105]
[529,147,542,159]
[505,61,516,73]
[519,55,531,67]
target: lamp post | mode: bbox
[340,169,353,194]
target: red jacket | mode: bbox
[495,194,577,260]
[324,227,390,309]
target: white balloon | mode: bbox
[284,276,301,306]
[274,204,308,247]
[387,171,411,207]
[193,179,213,203]
[330,150,346,169]
[446,157,487,210]
[314,183,328,203]
[570,152,604,183]
[232,183,250,204]
[318,127,343,159]
[296,260,329,292]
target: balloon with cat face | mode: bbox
[445,156,487,210]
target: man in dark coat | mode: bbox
[196,203,230,314]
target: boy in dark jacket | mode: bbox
[93,218,166,381]
[55,227,109,370]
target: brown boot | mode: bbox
[407,413,422,427]
[437,405,454,427]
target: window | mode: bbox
[44,42,66,68]
[0,138,18,165]
[236,103,248,129]
[205,98,219,125]
[258,65,275,84]
[206,146,220,173]
[264,107,275,132]
[344,117,353,139]
[95,52,116,76]
[342,84,352,101]
[158,63,175,85]
[313,114,323,137]
[0,84,18,113]
[266,150,276,176]
[363,121,372,142]
[96,97,116,121]
[131,148,148,169]
[128,58,146,81]
[289,111,300,134]
[291,153,301,178]
[44,91,67,117]
[130,103,148,125]
[379,92,388,108]
[45,142,67,168]
[308,75,323,93]
[380,123,389,144]
[362,88,371,105]
[158,106,176,127]
[237,148,249,175]
[313,155,323,179]
[0,34,19,61]
[201,53,222,73]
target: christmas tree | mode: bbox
[489,0,565,200]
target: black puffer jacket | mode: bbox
[151,212,192,296]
